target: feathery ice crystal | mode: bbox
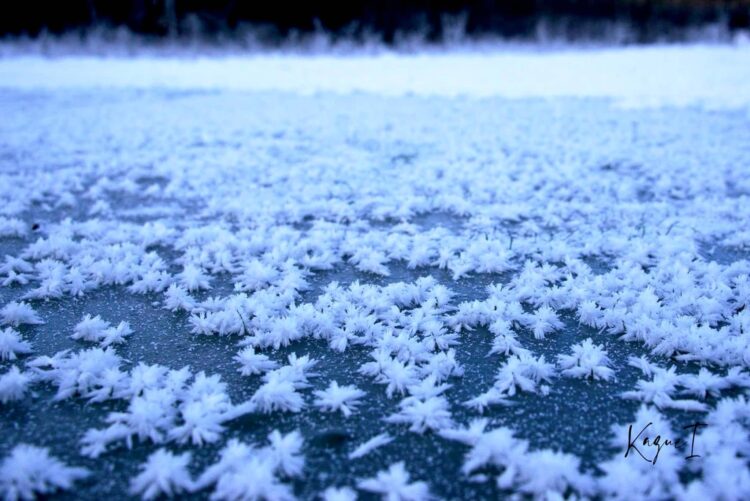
[0,444,89,501]
[313,381,366,417]
[0,302,43,327]
[358,462,430,501]
[129,449,193,500]
[0,328,32,361]
[0,366,32,403]
[557,338,614,381]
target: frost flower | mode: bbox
[234,347,278,376]
[0,328,32,361]
[72,315,133,347]
[0,302,44,327]
[321,486,357,501]
[386,395,453,433]
[358,462,430,501]
[314,381,366,417]
[0,444,89,500]
[557,338,614,381]
[0,366,32,403]
[527,305,564,340]
[129,449,193,500]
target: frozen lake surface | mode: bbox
[1,48,750,500]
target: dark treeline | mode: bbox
[3,1,750,44]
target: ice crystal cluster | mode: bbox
[1,48,750,499]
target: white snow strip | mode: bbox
[1,45,750,109]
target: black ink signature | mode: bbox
[624,422,706,464]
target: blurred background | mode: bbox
[2,0,749,47]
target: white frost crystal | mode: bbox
[130,449,193,500]
[557,338,614,381]
[314,381,366,417]
[72,314,133,347]
[0,302,43,327]
[321,486,357,501]
[349,433,394,460]
[0,366,32,403]
[0,328,32,361]
[234,346,278,376]
[193,431,303,500]
[358,462,430,501]
[0,444,89,500]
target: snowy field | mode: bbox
[1,45,750,500]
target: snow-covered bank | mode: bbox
[2,44,750,109]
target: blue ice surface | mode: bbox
[0,88,748,499]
